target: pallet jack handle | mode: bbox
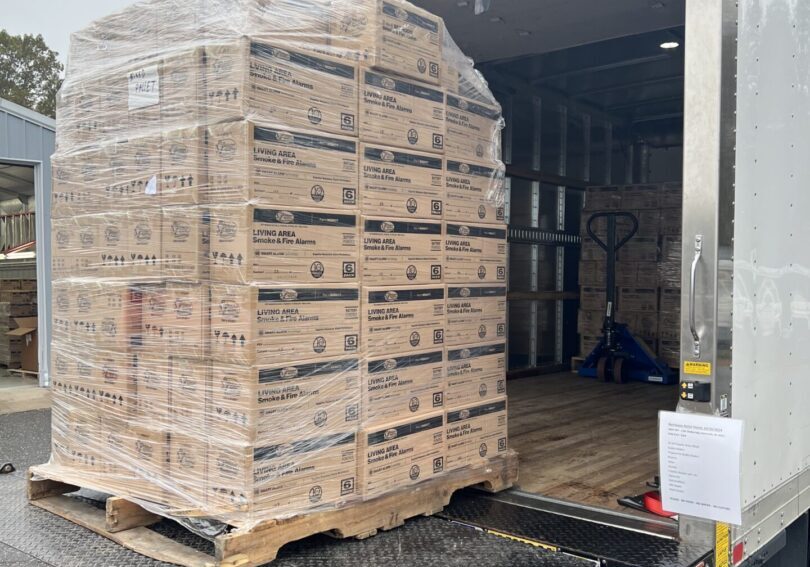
[585,212,639,348]
[585,212,639,254]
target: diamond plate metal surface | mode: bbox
[0,410,591,567]
[441,493,713,567]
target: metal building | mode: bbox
[0,97,55,387]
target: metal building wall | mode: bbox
[0,98,55,386]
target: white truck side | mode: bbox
[681,0,810,563]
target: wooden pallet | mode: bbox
[570,356,585,372]
[28,452,518,567]
[8,368,38,379]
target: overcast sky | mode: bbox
[1,0,134,68]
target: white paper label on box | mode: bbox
[145,175,157,195]
[128,65,160,110]
[659,411,743,525]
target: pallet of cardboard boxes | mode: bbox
[33,0,516,564]
[577,183,682,368]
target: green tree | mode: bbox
[0,30,63,118]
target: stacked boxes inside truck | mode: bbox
[0,280,38,368]
[48,0,507,528]
[577,183,682,367]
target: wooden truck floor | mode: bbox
[507,371,678,514]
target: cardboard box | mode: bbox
[619,287,658,313]
[658,338,680,368]
[51,153,101,218]
[583,186,622,211]
[72,281,142,351]
[142,282,209,358]
[168,356,209,431]
[51,218,77,277]
[659,208,682,236]
[577,310,603,337]
[52,281,73,345]
[117,423,171,506]
[127,207,162,276]
[167,432,207,508]
[446,285,506,346]
[444,223,507,284]
[445,397,507,472]
[620,184,660,209]
[578,260,603,286]
[205,39,358,136]
[132,353,170,423]
[208,357,361,444]
[580,261,657,288]
[54,212,129,277]
[97,134,162,211]
[445,342,505,407]
[118,48,204,137]
[621,310,659,340]
[207,430,357,515]
[54,211,144,277]
[50,410,110,474]
[206,121,359,208]
[444,95,501,161]
[362,285,444,354]
[441,60,460,97]
[359,69,445,154]
[660,287,681,313]
[444,160,505,224]
[97,212,131,276]
[618,236,658,263]
[658,311,680,342]
[580,287,606,312]
[161,126,206,205]
[161,205,210,280]
[358,412,445,498]
[361,217,443,284]
[329,0,443,85]
[209,205,359,284]
[362,349,444,425]
[360,143,443,219]
[634,263,660,288]
[579,334,600,356]
[0,291,38,316]
[661,236,682,264]
[50,345,136,395]
[51,375,138,419]
[247,0,333,43]
[210,283,359,365]
[660,183,683,208]
[579,237,604,262]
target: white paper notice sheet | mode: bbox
[659,410,743,525]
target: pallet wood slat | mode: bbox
[106,496,162,532]
[27,474,79,501]
[29,494,216,567]
[27,452,518,567]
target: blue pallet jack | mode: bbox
[578,212,674,384]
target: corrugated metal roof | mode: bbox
[0,98,55,131]
[0,98,56,166]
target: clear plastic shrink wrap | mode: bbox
[48,0,508,534]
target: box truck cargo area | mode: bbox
[507,373,676,514]
[437,0,810,565]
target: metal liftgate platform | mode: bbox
[439,489,714,567]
